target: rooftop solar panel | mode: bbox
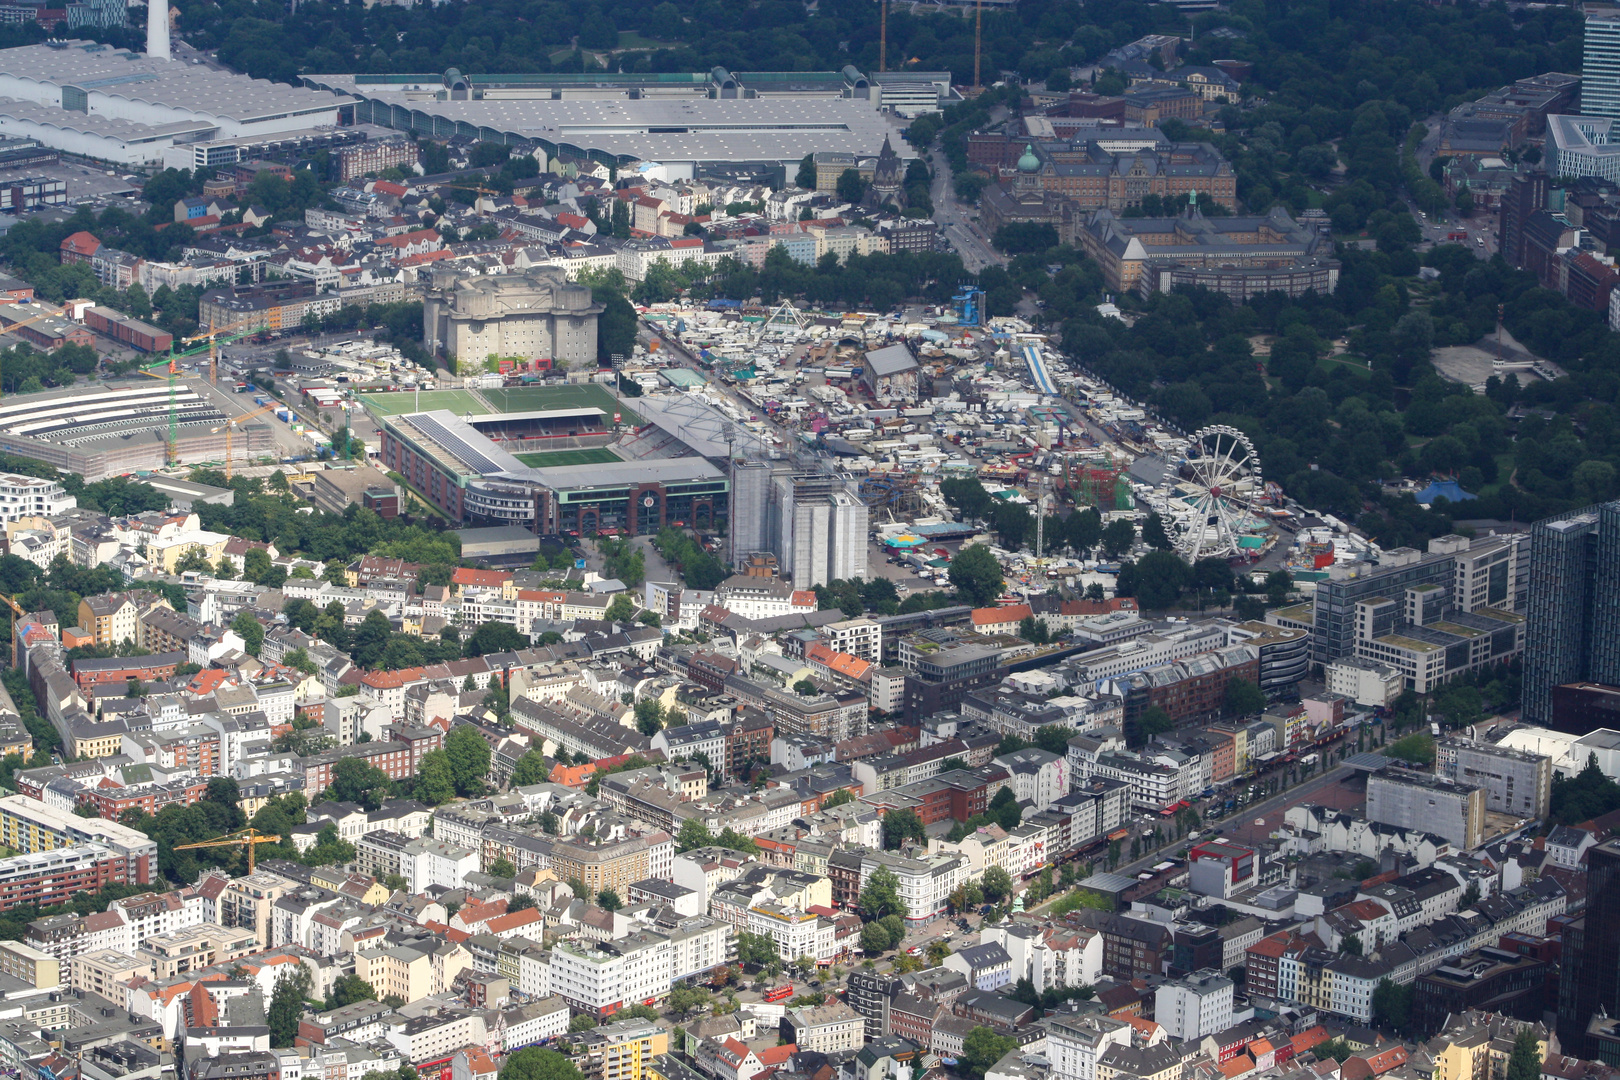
[409,412,505,475]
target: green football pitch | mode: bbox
[513,447,623,467]
[480,383,643,426]
[358,390,492,417]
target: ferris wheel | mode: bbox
[1179,425,1262,561]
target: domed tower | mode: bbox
[1014,142,1043,198]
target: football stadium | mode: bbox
[369,384,760,533]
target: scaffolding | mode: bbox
[1070,465,1133,511]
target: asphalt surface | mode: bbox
[927,149,1003,273]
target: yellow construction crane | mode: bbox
[0,593,24,619]
[439,182,506,215]
[208,401,277,480]
[0,306,68,397]
[183,317,260,385]
[173,827,282,874]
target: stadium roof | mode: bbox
[513,456,722,489]
[629,393,771,459]
[394,408,723,490]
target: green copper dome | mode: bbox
[1017,143,1040,173]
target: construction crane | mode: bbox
[208,402,277,480]
[139,353,183,464]
[0,593,24,619]
[0,306,68,398]
[174,827,282,875]
[182,317,260,385]
[440,183,506,215]
[974,0,984,89]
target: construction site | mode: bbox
[0,380,275,480]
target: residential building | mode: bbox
[783,1001,863,1053]
[1047,1013,1133,1080]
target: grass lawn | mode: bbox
[514,447,623,467]
[358,390,492,418]
[481,383,644,426]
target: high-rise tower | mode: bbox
[1521,502,1620,725]
[1584,7,1620,118]
[146,0,171,61]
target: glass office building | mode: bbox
[1586,8,1620,120]
[1521,503,1620,725]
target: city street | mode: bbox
[927,149,1003,273]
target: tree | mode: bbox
[668,986,712,1017]
[949,543,1004,606]
[860,865,909,922]
[510,749,548,787]
[330,757,390,809]
[677,818,712,851]
[500,1048,583,1080]
[231,611,264,657]
[464,621,527,657]
[268,966,308,1047]
[793,679,818,696]
[489,857,516,879]
[1101,519,1136,558]
[1142,512,1173,550]
[1371,978,1411,1035]
[634,698,664,737]
[881,807,925,850]
[991,785,1022,830]
[736,929,778,968]
[961,1027,1019,1080]
[1136,706,1175,744]
[328,974,376,1009]
[982,866,1013,903]
[604,593,635,623]
[415,750,456,805]
[1341,932,1362,956]
[1506,1028,1543,1080]
[351,609,392,668]
[796,154,816,189]
[860,921,894,954]
[1225,677,1266,717]
[836,168,866,204]
[1133,549,1191,609]
[568,1014,598,1032]
[445,725,492,797]
[242,547,274,583]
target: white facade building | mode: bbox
[1154,970,1233,1040]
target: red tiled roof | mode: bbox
[973,604,1030,626]
[453,568,512,587]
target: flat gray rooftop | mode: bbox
[304,79,899,163]
[0,95,214,143]
[0,41,351,125]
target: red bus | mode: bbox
[763,985,794,1003]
